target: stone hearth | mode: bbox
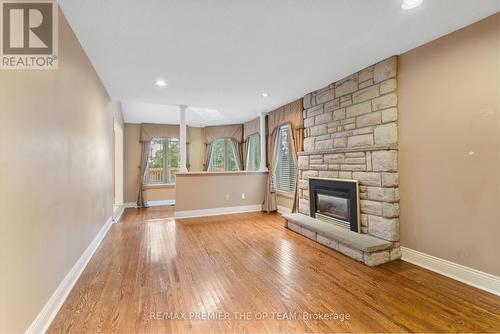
[296,56,401,265]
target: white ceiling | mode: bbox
[59,0,499,126]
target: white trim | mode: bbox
[401,247,500,296]
[123,200,175,209]
[146,199,175,207]
[113,205,125,223]
[277,205,292,214]
[25,216,114,334]
[175,205,262,218]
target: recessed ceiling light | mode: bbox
[260,93,269,98]
[155,79,167,87]
[401,0,423,10]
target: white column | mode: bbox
[179,105,188,172]
[259,112,267,171]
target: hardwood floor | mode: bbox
[49,207,500,333]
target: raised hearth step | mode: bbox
[282,213,391,253]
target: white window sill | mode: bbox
[143,183,175,189]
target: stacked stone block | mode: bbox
[298,56,401,264]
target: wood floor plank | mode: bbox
[48,207,500,333]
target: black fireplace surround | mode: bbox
[309,178,360,232]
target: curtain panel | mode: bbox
[263,99,304,213]
[243,117,261,169]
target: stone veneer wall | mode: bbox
[298,56,401,263]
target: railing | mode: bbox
[145,168,163,183]
[145,167,179,184]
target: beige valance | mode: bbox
[267,99,304,135]
[204,124,243,144]
[140,123,180,142]
[243,117,260,139]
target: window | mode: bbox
[144,138,180,184]
[245,134,261,171]
[275,125,297,193]
[208,138,240,172]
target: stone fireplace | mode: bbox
[296,56,401,265]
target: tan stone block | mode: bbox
[328,164,340,171]
[364,251,390,266]
[344,123,355,130]
[304,116,315,128]
[302,170,318,179]
[345,157,366,164]
[340,164,366,171]
[372,93,397,111]
[298,155,309,169]
[307,104,324,117]
[324,153,344,164]
[352,172,381,186]
[374,56,397,83]
[299,199,310,215]
[338,242,363,261]
[317,234,339,250]
[368,215,399,241]
[382,108,398,123]
[348,134,374,147]
[372,151,398,172]
[358,80,374,89]
[298,179,309,190]
[324,98,340,112]
[315,87,335,105]
[335,74,358,97]
[356,111,381,128]
[359,65,374,82]
[382,203,400,218]
[366,187,398,202]
[390,246,402,260]
[310,164,328,171]
[366,152,372,171]
[310,124,328,136]
[318,171,339,178]
[380,78,397,94]
[346,101,371,118]
[304,137,315,152]
[300,227,317,241]
[352,85,380,104]
[338,171,352,179]
[315,139,334,150]
[374,123,398,145]
[333,137,347,148]
[303,93,313,109]
[360,200,383,215]
[381,173,399,186]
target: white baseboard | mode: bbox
[123,200,175,209]
[401,247,500,296]
[175,204,262,218]
[25,216,114,334]
[146,199,175,207]
[113,205,125,223]
[277,205,292,214]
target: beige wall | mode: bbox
[123,123,206,203]
[399,13,499,276]
[0,9,113,334]
[175,172,268,211]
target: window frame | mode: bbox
[245,133,261,171]
[144,137,180,185]
[207,138,241,172]
[274,125,297,194]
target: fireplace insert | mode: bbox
[309,178,360,232]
